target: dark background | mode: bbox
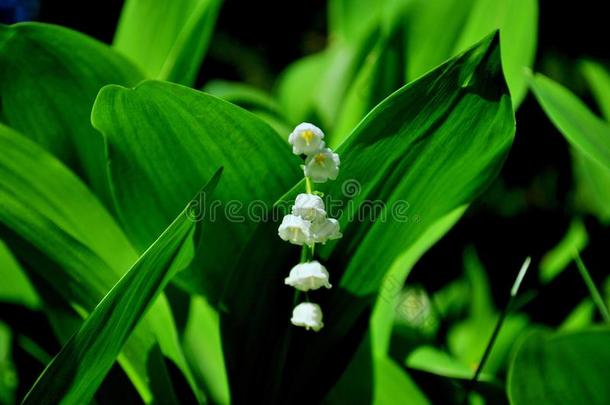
[1,0,610,400]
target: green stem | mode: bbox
[574,251,610,323]
[305,176,313,194]
[464,257,531,400]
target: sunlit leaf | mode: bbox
[221,33,514,403]
[91,80,301,300]
[0,124,196,402]
[23,170,220,404]
[0,22,143,206]
[114,0,222,85]
[508,328,610,404]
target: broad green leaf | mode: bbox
[332,29,404,146]
[328,0,383,43]
[371,206,466,357]
[203,80,284,117]
[114,0,222,85]
[0,124,196,402]
[23,170,220,405]
[374,356,429,405]
[404,0,537,108]
[530,72,610,222]
[406,346,494,382]
[222,33,514,403]
[276,50,329,124]
[453,0,537,107]
[276,28,378,131]
[529,73,610,170]
[203,80,291,137]
[575,61,610,221]
[508,328,610,404]
[581,60,610,121]
[403,0,475,82]
[183,297,230,405]
[0,22,143,206]
[91,80,301,299]
[0,240,40,309]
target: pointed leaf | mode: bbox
[0,124,195,402]
[221,33,514,403]
[91,80,301,299]
[23,169,221,404]
[0,22,143,205]
[114,0,222,85]
[508,329,610,404]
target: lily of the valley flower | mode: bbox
[278,214,311,246]
[285,261,332,291]
[288,122,325,155]
[292,193,326,222]
[291,302,324,331]
[311,218,342,244]
[304,147,340,183]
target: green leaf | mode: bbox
[0,240,40,309]
[404,0,537,108]
[371,206,466,357]
[276,29,378,131]
[328,0,384,43]
[114,0,222,86]
[529,73,610,170]
[275,50,330,124]
[203,80,291,137]
[221,33,514,403]
[581,60,610,121]
[0,22,143,206]
[22,169,221,405]
[539,219,588,283]
[530,72,610,222]
[91,80,301,299]
[406,346,493,382]
[374,356,429,405]
[0,124,196,402]
[183,297,230,405]
[508,328,610,404]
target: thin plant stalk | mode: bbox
[573,251,610,323]
[464,257,531,400]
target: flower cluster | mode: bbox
[278,123,342,332]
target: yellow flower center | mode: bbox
[314,153,326,164]
[301,130,314,144]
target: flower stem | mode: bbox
[305,176,313,194]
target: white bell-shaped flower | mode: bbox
[285,261,332,291]
[311,218,342,244]
[304,147,340,183]
[291,302,324,331]
[278,214,312,246]
[288,123,325,155]
[292,193,326,222]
